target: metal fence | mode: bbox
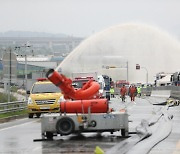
[0,101,27,114]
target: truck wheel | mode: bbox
[36,113,41,118]
[46,132,53,140]
[56,117,75,135]
[28,113,34,118]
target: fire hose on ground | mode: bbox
[106,105,173,154]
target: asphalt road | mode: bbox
[0,96,179,154]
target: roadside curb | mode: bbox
[0,114,28,123]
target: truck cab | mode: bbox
[27,78,63,118]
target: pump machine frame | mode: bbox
[40,69,129,139]
[41,111,129,139]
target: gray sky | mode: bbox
[0,0,180,37]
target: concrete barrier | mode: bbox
[170,90,180,100]
[151,90,171,98]
[142,86,180,100]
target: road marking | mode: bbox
[0,119,39,132]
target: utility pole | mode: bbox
[2,47,17,102]
[25,54,28,100]
[8,48,11,102]
[142,67,148,85]
[15,44,31,101]
[126,61,128,82]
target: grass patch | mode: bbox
[0,92,17,103]
[0,110,28,119]
[0,90,26,119]
[11,86,18,92]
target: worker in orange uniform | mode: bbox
[120,85,127,102]
[129,85,137,102]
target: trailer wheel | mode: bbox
[56,117,75,135]
[46,132,53,140]
[121,129,126,137]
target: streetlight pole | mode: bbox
[126,61,128,82]
[136,64,148,85]
[142,67,148,85]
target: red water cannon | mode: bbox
[46,69,100,100]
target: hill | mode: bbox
[0,31,69,38]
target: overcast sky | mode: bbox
[0,0,180,37]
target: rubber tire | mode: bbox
[56,117,75,135]
[46,132,53,140]
[28,113,34,118]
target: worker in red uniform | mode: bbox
[129,85,137,102]
[120,85,127,102]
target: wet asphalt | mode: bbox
[0,96,179,154]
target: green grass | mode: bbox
[0,110,28,118]
[0,92,17,103]
[10,86,18,92]
[0,92,26,119]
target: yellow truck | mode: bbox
[27,78,63,118]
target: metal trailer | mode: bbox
[41,112,129,139]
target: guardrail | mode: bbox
[0,101,27,114]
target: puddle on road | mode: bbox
[41,132,127,153]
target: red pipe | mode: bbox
[46,69,100,100]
